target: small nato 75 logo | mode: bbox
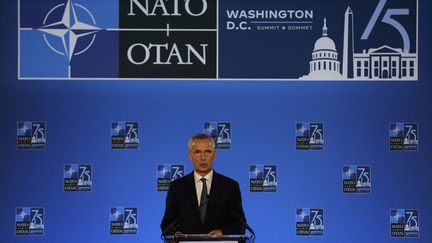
[296,208,324,236]
[110,207,138,235]
[17,121,46,149]
[111,122,139,149]
[390,209,419,237]
[157,164,185,191]
[296,122,324,150]
[249,164,277,192]
[203,121,231,149]
[342,165,371,193]
[16,207,44,236]
[389,122,418,151]
[64,164,92,192]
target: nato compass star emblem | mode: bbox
[38,0,100,64]
[345,168,354,178]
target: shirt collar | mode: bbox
[194,169,214,183]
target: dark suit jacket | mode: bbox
[161,171,247,235]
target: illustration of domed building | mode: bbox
[301,18,342,79]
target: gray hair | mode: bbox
[188,134,216,150]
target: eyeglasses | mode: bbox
[191,149,215,157]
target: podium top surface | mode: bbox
[164,234,250,241]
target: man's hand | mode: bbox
[208,229,223,236]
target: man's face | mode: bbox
[189,138,216,176]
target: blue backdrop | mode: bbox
[1,0,432,242]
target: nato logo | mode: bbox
[389,122,418,151]
[111,122,139,149]
[19,0,104,78]
[110,207,138,235]
[390,209,419,237]
[249,165,277,192]
[16,207,44,236]
[296,122,324,150]
[19,0,217,79]
[17,121,46,149]
[296,208,324,236]
[203,122,231,149]
[157,164,185,191]
[64,164,92,192]
[342,165,371,193]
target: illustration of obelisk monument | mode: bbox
[342,7,354,79]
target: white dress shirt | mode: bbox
[194,170,213,206]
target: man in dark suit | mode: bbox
[161,134,247,236]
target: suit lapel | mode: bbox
[185,172,201,222]
[204,171,220,224]
[209,171,220,199]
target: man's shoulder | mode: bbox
[170,172,193,187]
[214,172,240,187]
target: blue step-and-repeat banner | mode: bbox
[1,0,431,242]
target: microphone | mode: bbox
[208,197,256,239]
[161,217,179,238]
[229,210,256,239]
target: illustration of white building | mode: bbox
[300,18,342,80]
[353,46,417,79]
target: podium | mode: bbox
[162,234,254,243]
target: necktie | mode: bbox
[200,178,208,223]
